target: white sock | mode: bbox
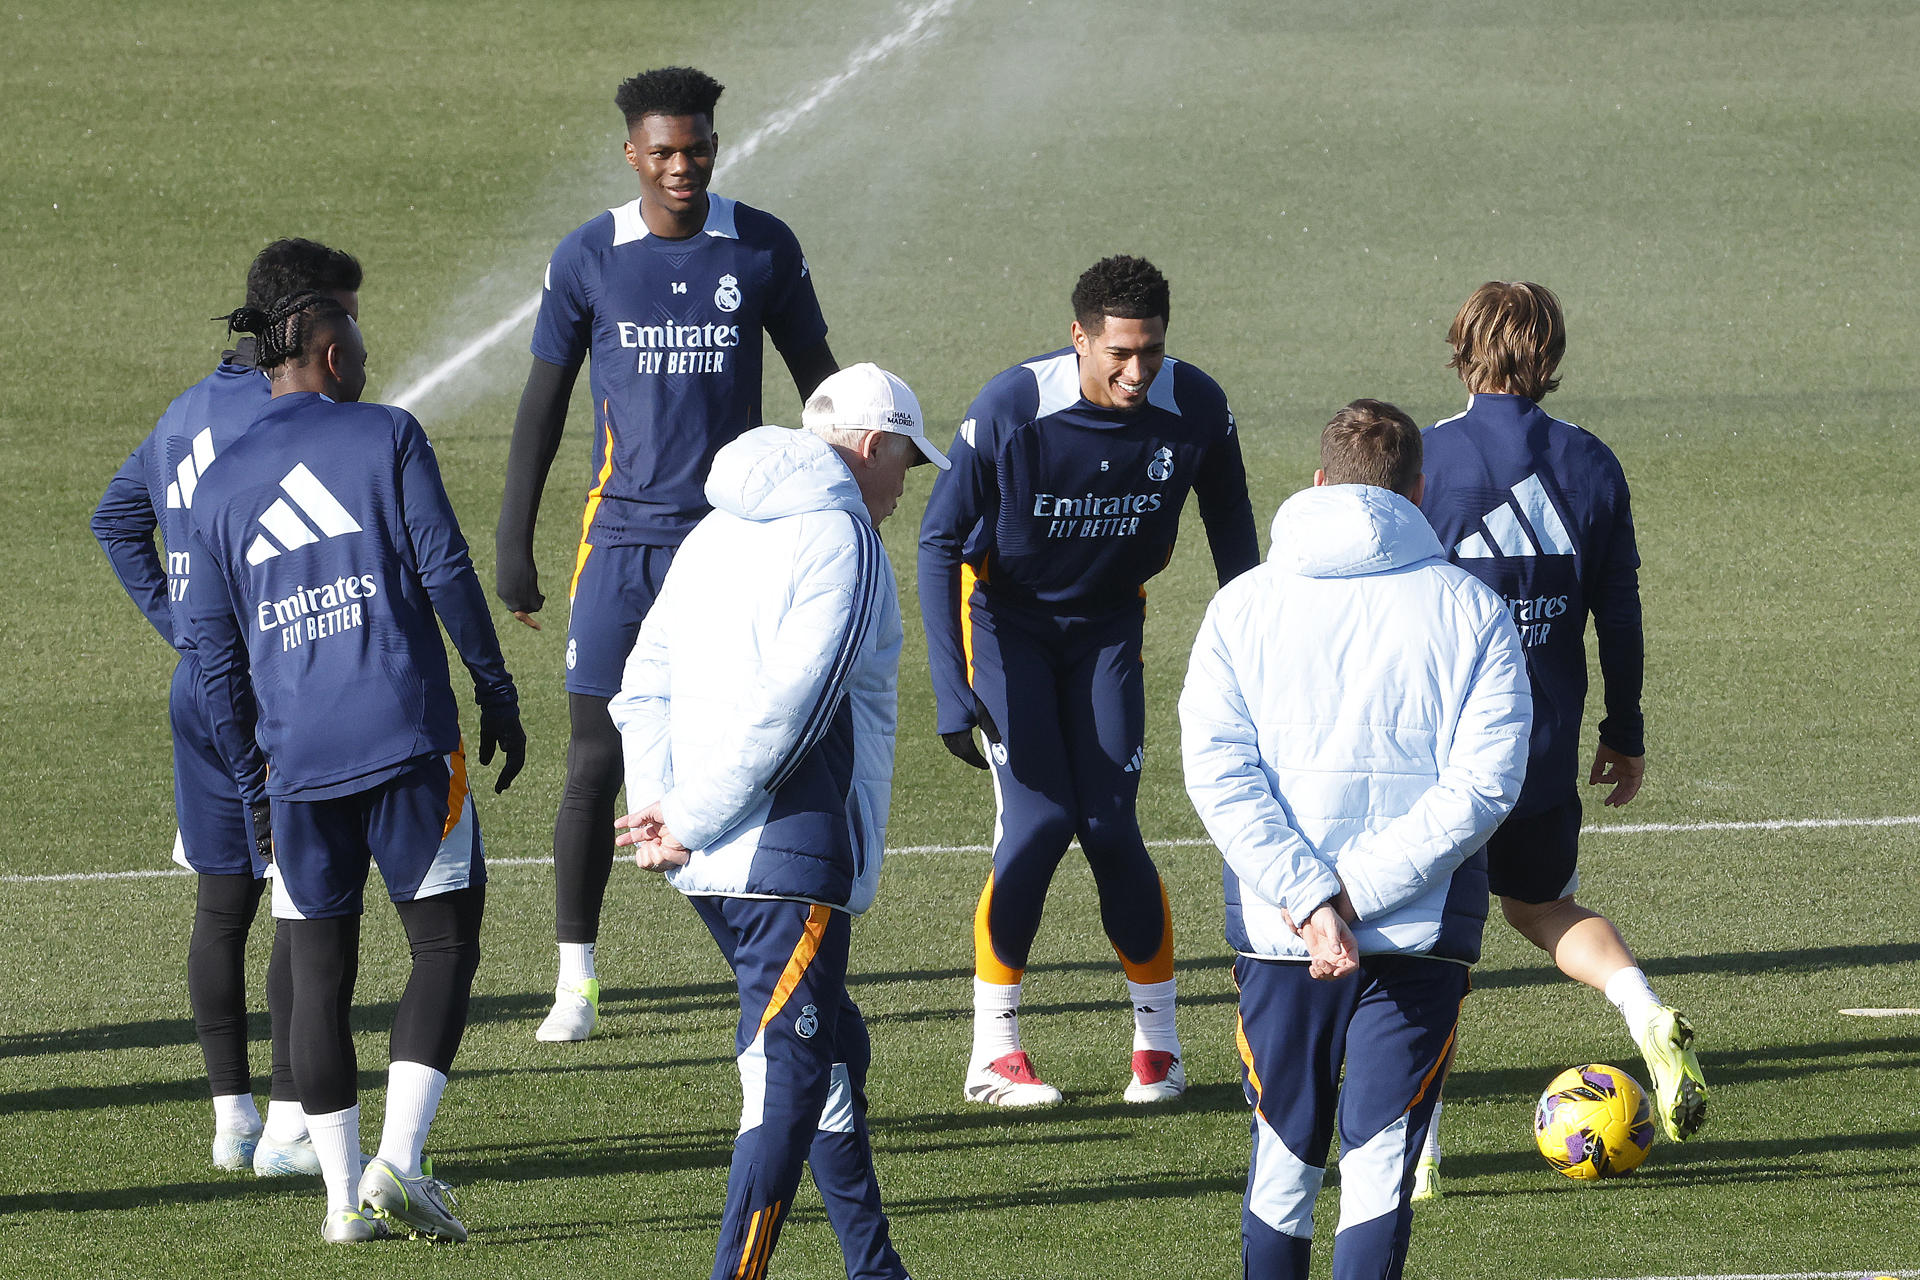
[263,1099,308,1144]
[558,942,596,988]
[306,1104,362,1212]
[971,978,1022,1068]
[1604,966,1662,1032]
[1422,1098,1444,1162]
[376,1061,447,1179]
[1127,978,1179,1054]
[212,1092,261,1135]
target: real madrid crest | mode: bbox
[1147,446,1174,482]
[714,273,742,313]
[795,1003,819,1039]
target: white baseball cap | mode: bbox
[802,362,950,469]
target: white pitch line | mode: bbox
[1839,1008,1920,1017]
[1580,814,1920,836]
[7,813,1918,884]
[388,0,962,412]
[1566,1272,1918,1280]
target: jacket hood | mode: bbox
[1268,484,1444,578]
[705,425,868,523]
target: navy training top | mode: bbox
[185,392,517,802]
[92,342,271,650]
[1420,392,1644,815]
[529,193,829,547]
[918,347,1259,735]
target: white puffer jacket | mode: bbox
[609,426,902,915]
[1179,484,1531,963]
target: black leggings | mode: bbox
[188,873,295,1101]
[285,884,485,1116]
[553,692,623,944]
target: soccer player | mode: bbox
[91,238,360,1175]
[610,364,940,1280]
[185,291,526,1244]
[918,255,1259,1106]
[1180,400,1531,1280]
[497,65,837,1042]
[1414,281,1708,1197]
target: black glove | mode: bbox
[495,553,545,616]
[941,729,989,771]
[480,704,528,793]
[248,800,274,864]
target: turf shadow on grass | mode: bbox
[864,985,1237,1026]
[875,1166,1248,1219]
[1431,1034,1920,1106]
[4,1053,734,1115]
[0,1176,305,1217]
[877,1081,1250,1143]
[1430,1129,1920,1197]
[429,1128,736,1188]
[1471,941,1920,990]
[0,983,741,1061]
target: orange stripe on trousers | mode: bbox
[733,1208,763,1280]
[569,414,616,600]
[749,1200,782,1278]
[758,905,830,1035]
[442,740,469,840]
[1403,995,1467,1115]
[1235,1012,1266,1121]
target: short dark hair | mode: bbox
[1447,280,1565,400]
[245,239,361,312]
[614,66,724,129]
[1320,399,1423,496]
[1071,255,1170,331]
[216,291,352,371]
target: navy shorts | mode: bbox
[269,752,485,921]
[169,652,264,878]
[1484,796,1582,904]
[565,541,676,698]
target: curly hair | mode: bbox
[245,239,361,313]
[1071,255,1171,331]
[614,66,724,128]
[214,290,350,370]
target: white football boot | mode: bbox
[360,1156,467,1242]
[535,979,600,1042]
[1122,1049,1186,1103]
[964,1050,1064,1107]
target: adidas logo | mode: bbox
[1122,746,1145,774]
[1455,474,1576,559]
[244,464,363,565]
[165,428,216,509]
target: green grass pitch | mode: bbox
[4,0,1919,1275]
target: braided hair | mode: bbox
[213,290,348,370]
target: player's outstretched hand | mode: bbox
[247,800,274,865]
[480,704,527,793]
[941,729,990,770]
[615,803,691,872]
[1588,743,1645,807]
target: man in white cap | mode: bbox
[609,362,942,1280]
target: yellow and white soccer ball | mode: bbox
[1533,1063,1656,1180]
